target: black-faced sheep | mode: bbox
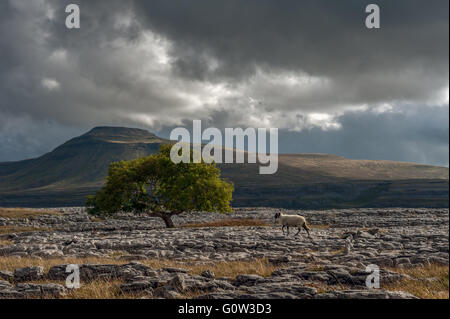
[274,212,311,237]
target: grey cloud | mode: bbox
[153,104,449,167]
[0,0,448,166]
[134,0,448,103]
[0,111,86,162]
[277,105,449,167]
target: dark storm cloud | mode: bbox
[0,0,448,166]
[0,0,151,123]
[0,112,85,162]
[134,0,448,103]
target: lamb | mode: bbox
[274,212,311,237]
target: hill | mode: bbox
[0,126,448,208]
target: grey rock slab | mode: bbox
[200,270,215,279]
[234,274,267,286]
[0,280,13,290]
[1,207,448,299]
[14,266,44,282]
[120,280,159,293]
[164,274,186,292]
[0,283,67,298]
[315,289,418,299]
[162,267,188,274]
[0,270,13,281]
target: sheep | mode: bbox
[274,212,311,238]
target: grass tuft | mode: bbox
[0,239,13,247]
[65,279,141,299]
[0,256,279,299]
[0,208,62,219]
[310,224,330,229]
[307,264,325,272]
[0,256,279,280]
[384,264,449,299]
[329,248,346,255]
[0,226,54,235]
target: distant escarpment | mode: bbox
[0,127,448,208]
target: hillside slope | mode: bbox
[0,127,166,192]
[0,126,448,208]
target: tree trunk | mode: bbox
[160,214,175,228]
[148,211,183,228]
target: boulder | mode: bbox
[14,266,44,282]
[234,274,266,286]
[200,270,215,279]
[0,270,13,281]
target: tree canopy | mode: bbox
[86,144,234,227]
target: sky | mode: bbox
[0,0,448,166]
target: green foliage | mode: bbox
[87,144,234,219]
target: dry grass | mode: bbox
[0,207,62,219]
[181,218,269,228]
[65,279,142,299]
[0,256,124,272]
[18,278,140,299]
[0,226,54,235]
[307,264,325,272]
[0,239,13,247]
[107,250,129,258]
[31,278,193,299]
[125,257,278,279]
[329,248,346,255]
[188,258,278,278]
[0,256,278,279]
[310,224,330,229]
[0,256,279,299]
[4,255,447,299]
[384,264,449,299]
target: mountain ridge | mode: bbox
[0,126,448,208]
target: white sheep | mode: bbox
[274,212,311,237]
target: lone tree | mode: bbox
[86,144,234,228]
